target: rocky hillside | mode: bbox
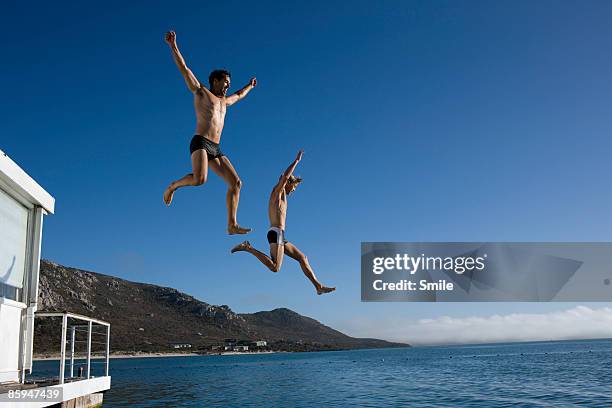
[35,260,407,353]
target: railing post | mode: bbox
[86,321,92,379]
[70,326,75,378]
[105,325,110,376]
[59,314,67,384]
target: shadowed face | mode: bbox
[284,180,299,195]
[212,75,231,96]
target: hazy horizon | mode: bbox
[40,258,612,347]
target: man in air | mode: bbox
[231,151,335,295]
[162,30,255,235]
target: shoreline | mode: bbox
[33,350,279,361]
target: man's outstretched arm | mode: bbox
[165,31,201,93]
[226,78,257,106]
[276,150,304,190]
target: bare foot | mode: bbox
[228,224,252,235]
[163,186,175,207]
[317,286,336,295]
[231,241,251,253]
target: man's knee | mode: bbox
[194,173,207,186]
[271,263,281,273]
[299,254,309,266]
[232,178,242,191]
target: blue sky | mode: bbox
[3,1,612,343]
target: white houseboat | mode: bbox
[0,149,111,407]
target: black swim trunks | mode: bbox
[267,227,288,245]
[189,135,224,159]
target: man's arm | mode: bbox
[165,31,201,93]
[226,78,257,106]
[275,150,304,191]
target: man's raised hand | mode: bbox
[296,150,304,162]
[165,30,176,45]
[250,77,257,87]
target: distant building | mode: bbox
[252,341,267,347]
[222,339,254,351]
[169,343,192,349]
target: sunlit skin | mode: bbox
[162,30,255,235]
[232,151,336,295]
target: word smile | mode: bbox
[372,279,454,291]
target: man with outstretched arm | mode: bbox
[162,30,254,235]
[231,151,336,295]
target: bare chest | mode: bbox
[195,92,226,120]
[270,194,287,213]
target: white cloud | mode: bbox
[341,306,612,346]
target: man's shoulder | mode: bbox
[195,86,214,98]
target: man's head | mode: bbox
[283,175,302,195]
[209,69,231,96]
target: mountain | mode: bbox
[34,260,407,353]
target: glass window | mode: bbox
[0,188,29,292]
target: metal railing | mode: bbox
[35,312,110,384]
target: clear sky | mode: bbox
[3,1,612,344]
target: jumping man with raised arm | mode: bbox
[162,30,254,235]
[231,151,335,295]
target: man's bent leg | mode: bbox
[230,241,283,272]
[269,243,284,272]
[284,242,335,295]
[209,156,250,234]
[163,150,208,206]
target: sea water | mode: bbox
[32,339,612,407]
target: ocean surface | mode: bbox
[32,339,612,407]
